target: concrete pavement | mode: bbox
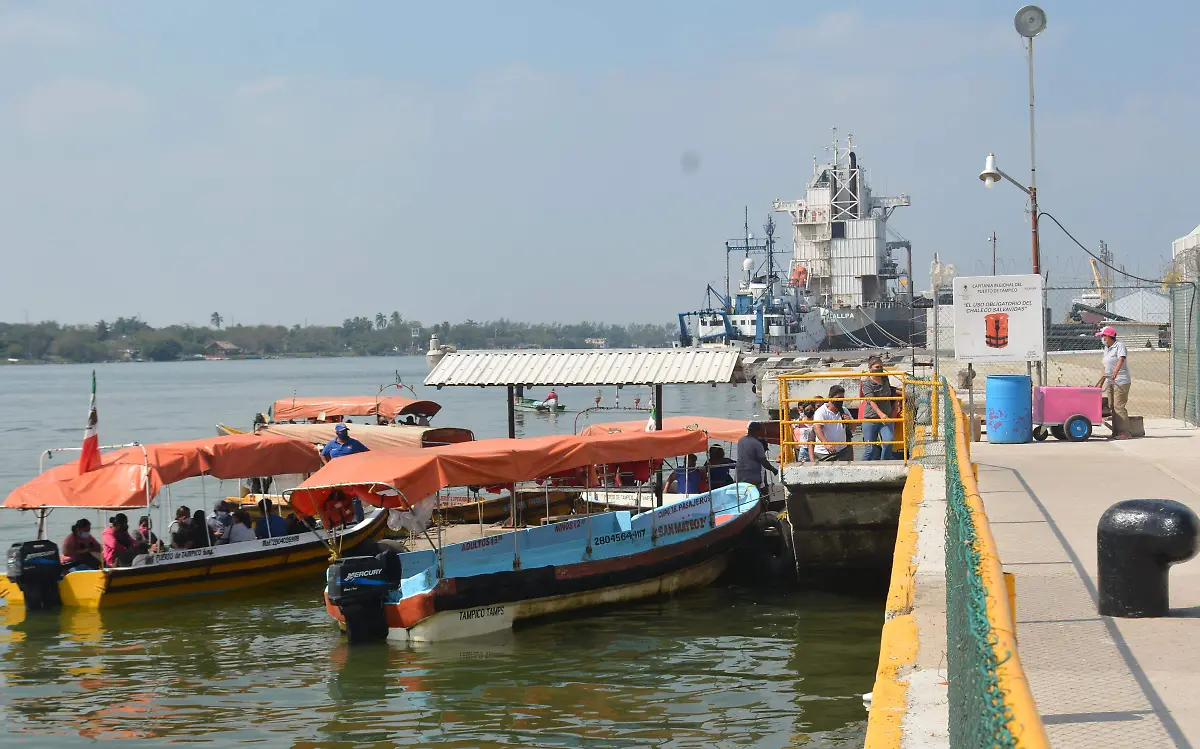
[974,420,1200,748]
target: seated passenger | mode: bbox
[167,506,191,540]
[62,519,103,570]
[171,529,192,550]
[255,499,288,539]
[666,454,705,495]
[284,512,307,535]
[704,446,736,489]
[188,510,213,548]
[220,510,257,544]
[131,515,161,553]
[208,501,234,541]
[102,514,139,568]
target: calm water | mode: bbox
[0,357,881,747]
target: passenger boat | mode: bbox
[0,434,387,610]
[287,430,763,642]
[269,395,443,425]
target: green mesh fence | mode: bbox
[942,380,1018,748]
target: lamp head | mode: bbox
[1014,6,1047,38]
[979,153,1002,189]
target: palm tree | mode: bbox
[210,312,223,329]
[389,311,401,328]
[375,312,387,330]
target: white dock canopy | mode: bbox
[424,349,744,387]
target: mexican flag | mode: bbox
[79,370,100,474]
[645,400,657,432]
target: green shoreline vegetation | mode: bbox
[0,312,677,364]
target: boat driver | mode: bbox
[321,423,370,460]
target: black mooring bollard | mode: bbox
[1097,499,1200,618]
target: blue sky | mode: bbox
[1,1,1197,326]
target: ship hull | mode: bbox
[822,306,925,350]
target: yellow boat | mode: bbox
[1,433,387,610]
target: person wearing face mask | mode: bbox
[62,519,103,570]
[102,514,139,568]
[131,515,161,553]
[208,501,234,541]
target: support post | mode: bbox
[654,384,664,507]
[967,364,976,443]
[506,385,516,439]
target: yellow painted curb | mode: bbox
[864,464,924,748]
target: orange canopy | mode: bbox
[4,434,323,511]
[579,415,751,443]
[287,429,709,515]
[271,396,441,422]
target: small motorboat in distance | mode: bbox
[1,434,387,610]
[287,430,763,643]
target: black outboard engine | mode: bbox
[327,550,403,643]
[6,540,63,610]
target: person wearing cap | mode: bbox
[1095,325,1133,439]
[321,423,370,460]
[736,422,778,494]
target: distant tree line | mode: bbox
[0,312,677,363]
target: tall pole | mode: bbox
[1028,35,1044,387]
[1028,37,1041,276]
[991,231,998,275]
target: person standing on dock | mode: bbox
[813,385,854,462]
[1095,326,1133,439]
[859,356,897,460]
[736,422,778,496]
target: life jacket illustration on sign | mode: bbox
[984,312,1009,349]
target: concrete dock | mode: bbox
[975,420,1200,748]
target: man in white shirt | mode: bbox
[813,385,854,462]
[1095,326,1133,439]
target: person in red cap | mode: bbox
[1094,325,1132,439]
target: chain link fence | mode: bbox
[1170,284,1199,425]
[931,281,1200,427]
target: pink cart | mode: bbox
[1032,386,1103,442]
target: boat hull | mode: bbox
[402,555,728,641]
[0,512,388,609]
[326,486,761,642]
[823,306,925,349]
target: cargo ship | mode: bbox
[773,131,924,349]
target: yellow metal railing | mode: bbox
[777,370,909,464]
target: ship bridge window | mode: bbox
[831,222,845,239]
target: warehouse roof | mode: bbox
[424,348,744,387]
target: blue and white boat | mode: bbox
[284,430,763,642]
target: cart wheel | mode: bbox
[1033,427,1049,442]
[1050,425,1066,441]
[1064,414,1093,442]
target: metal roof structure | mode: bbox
[424,348,744,387]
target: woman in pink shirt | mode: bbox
[102,513,138,568]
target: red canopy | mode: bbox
[579,415,751,442]
[4,434,323,510]
[287,429,709,515]
[271,396,441,422]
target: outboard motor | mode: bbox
[6,540,63,610]
[327,550,403,643]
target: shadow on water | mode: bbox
[1,580,880,748]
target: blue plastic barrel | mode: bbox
[985,375,1032,444]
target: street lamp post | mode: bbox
[981,6,1049,385]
